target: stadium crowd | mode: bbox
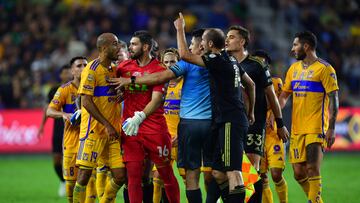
[0,0,358,109]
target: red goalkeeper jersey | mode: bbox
[117,58,168,135]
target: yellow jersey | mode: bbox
[164,78,183,138]
[283,58,339,134]
[78,59,121,140]
[49,81,79,153]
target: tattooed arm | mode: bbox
[325,90,339,148]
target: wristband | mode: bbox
[275,118,284,128]
[131,76,136,84]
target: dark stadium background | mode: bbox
[0,0,359,202]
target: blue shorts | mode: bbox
[177,119,213,170]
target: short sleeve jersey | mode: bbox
[117,59,168,134]
[49,82,79,153]
[283,59,339,134]
[201,50,248,125]
[240,55,273,129]
[78,59,122,140]
[169,60,212,119]
[48,85,64,135]
[164,79,183,138]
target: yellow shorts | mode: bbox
[63,152,78,181]
[260,131,285,174]
[289,133,324,163]
[76,135,124,169]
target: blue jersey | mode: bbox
[170,60,212,119]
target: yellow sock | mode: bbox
[96,172,107,199]
[100,178,121,203]
[73,182,86,203]
[297,177,309,196]
[308,176,323,203]
[65,180,76,203]
[153,177,163,203]
[85,172,97,203]
[262,182,273,203]
[275,177,288,203]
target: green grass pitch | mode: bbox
[0,153,358,203]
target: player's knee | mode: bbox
[77,168,93,185]
[186,169,200,189]
[306,163,320,177]
[212,170,226,183]
[260,173,268,182]
[112,168,127,185]
[270,169,283,183]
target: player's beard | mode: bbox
[295,47,306,60]
[130,49,144,60]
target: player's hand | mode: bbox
[247,111,255,125]
[325,128,335,149]
[105,124,119,139]
[116,89,125,103]
[122,111,146,136]
[108,77,131,90]
[37,126,44,139]
[62,113,72,121]
[171,136,178,147]
[174,12,185,30]
[277,126,289,143]
[70,110,81,126]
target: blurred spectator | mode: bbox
[0,0,358,108]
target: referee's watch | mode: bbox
[131,76,136,84]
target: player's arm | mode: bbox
[174,12,205,67]
[241,72,255,125]
[46,106,72,121]
[278,91,291,109]
[326,90,339,148]
[81,94,118,138]
[37,105,49,138]
[108,69,176,89]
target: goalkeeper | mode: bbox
[116,30,180,203]
[46,56,87,202]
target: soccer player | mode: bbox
[253,50,288,203]
[73,33,126,203]
[37,65,72,197]
[174,13,256,202]
[46,56,87,202]
[109,28,214,203]
[95,39,129,200]
[117,30,180,203]
[225,25,289,203]
[279,31,339,203]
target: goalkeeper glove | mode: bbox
[122,111,146,136]
[70,110,81,126]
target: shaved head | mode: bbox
[96,33,118,50]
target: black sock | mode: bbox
[123,185,130,203]
[142,180,153,203]
[186,189,202,203]
[54,164,64,182]
[228,185,245,203]
[248,178,263,203]
[219,181,229,203]
[161,188,169,203]
[206,178,221,203]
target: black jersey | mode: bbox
[240,55,272,129]
[202,50,248,125]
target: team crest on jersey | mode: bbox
[71,94,76,101]
[209,53,216,58]
[293,71,297,78]
[273,145,281,153]
[307,70,314,79]
[87,74,94,81]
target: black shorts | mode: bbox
[212,122,247,172]
[52,118,64,153]
[244,124,265,156]
[177,118,213,170]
